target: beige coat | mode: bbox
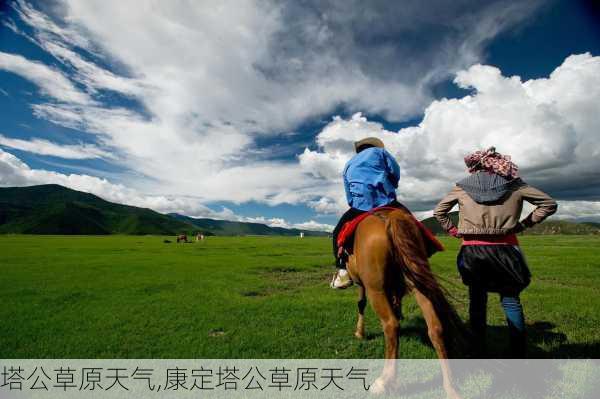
[434,181,558,235]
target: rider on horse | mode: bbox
[331,137,402,289]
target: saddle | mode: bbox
[336,205,444,258]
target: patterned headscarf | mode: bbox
[464,147,519,179]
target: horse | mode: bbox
[346,208,464,397]
[176,234,188,243]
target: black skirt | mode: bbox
[457,245,531,295]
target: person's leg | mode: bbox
[469,285,488,356]
[500,295,526,357]
[332,207,364,267]
[332,208,352,257]
[330,208,364,289]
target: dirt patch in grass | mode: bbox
[138,283,176,295]
[208,328,226,337]
[240,290,267,297]
[240,266,331,297]
[46,291,97,306]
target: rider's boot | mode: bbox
[330,251,353,289]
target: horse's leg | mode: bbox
[368,290,399,394]
[392,289,404,321]
[413,290,462,399]
[355,284,367,339]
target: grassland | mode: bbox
[0,235,599,358]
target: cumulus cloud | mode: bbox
[233,214,334,232]
[0,134,114,159]
[292,220,334,232]
[301,53,600,220]
[4,1,599,224]
[0,0,545,206]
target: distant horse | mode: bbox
[196,233,205,242]
[346,209,464,397]
[176,234,188,243]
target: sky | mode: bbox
[1,0,600,231]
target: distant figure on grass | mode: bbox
[334,137,465,397]
[434,147,557,357]
[176,234,188,243]
[196,233,205,242]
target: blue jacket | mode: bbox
[343,147,400,211]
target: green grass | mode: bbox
[0,235,599,358]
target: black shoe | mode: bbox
[336,251,348,268]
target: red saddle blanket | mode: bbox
[336,206,444,257]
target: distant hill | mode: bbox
[420,212,459,235]
[169,213,329,237]
[420,211,600,235]
[525,220,600,235]
[0,184,195,235]
[0,184,330,236]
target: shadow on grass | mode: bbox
[527,321,600,358]
[392,318,578,398]
[395,317,600,359]
[484,321,598,358]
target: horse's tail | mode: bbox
[385,210,467,354]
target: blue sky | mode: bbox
[1,0,600,229]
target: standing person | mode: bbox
[330,137,401,289]
[434,147,557,357]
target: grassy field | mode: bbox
[0,234,599,359]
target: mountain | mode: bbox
[0,184,195,235]
[169,213,329,237]
[0,185,330,236]
[420,212,459,235]
[525,220,600,235]
[420,211,600,235]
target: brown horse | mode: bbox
[346,209,464,397]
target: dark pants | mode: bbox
[332,207,364,261]
[469,285,527,357]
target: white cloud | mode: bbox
[553,201,600,222]
[301,53,600,220]
[0,0,545,208]
[39,41,146,97]
[228,211,335,232]
[0,51,92,104]
[308,196,344,215]
[292,220,334,232]
[234,214,333,232]
[0,134,114,159]
[3,1,597,226]
[414,210,435,221]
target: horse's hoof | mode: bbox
[370,377,387,395]
[354,331,365,340]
